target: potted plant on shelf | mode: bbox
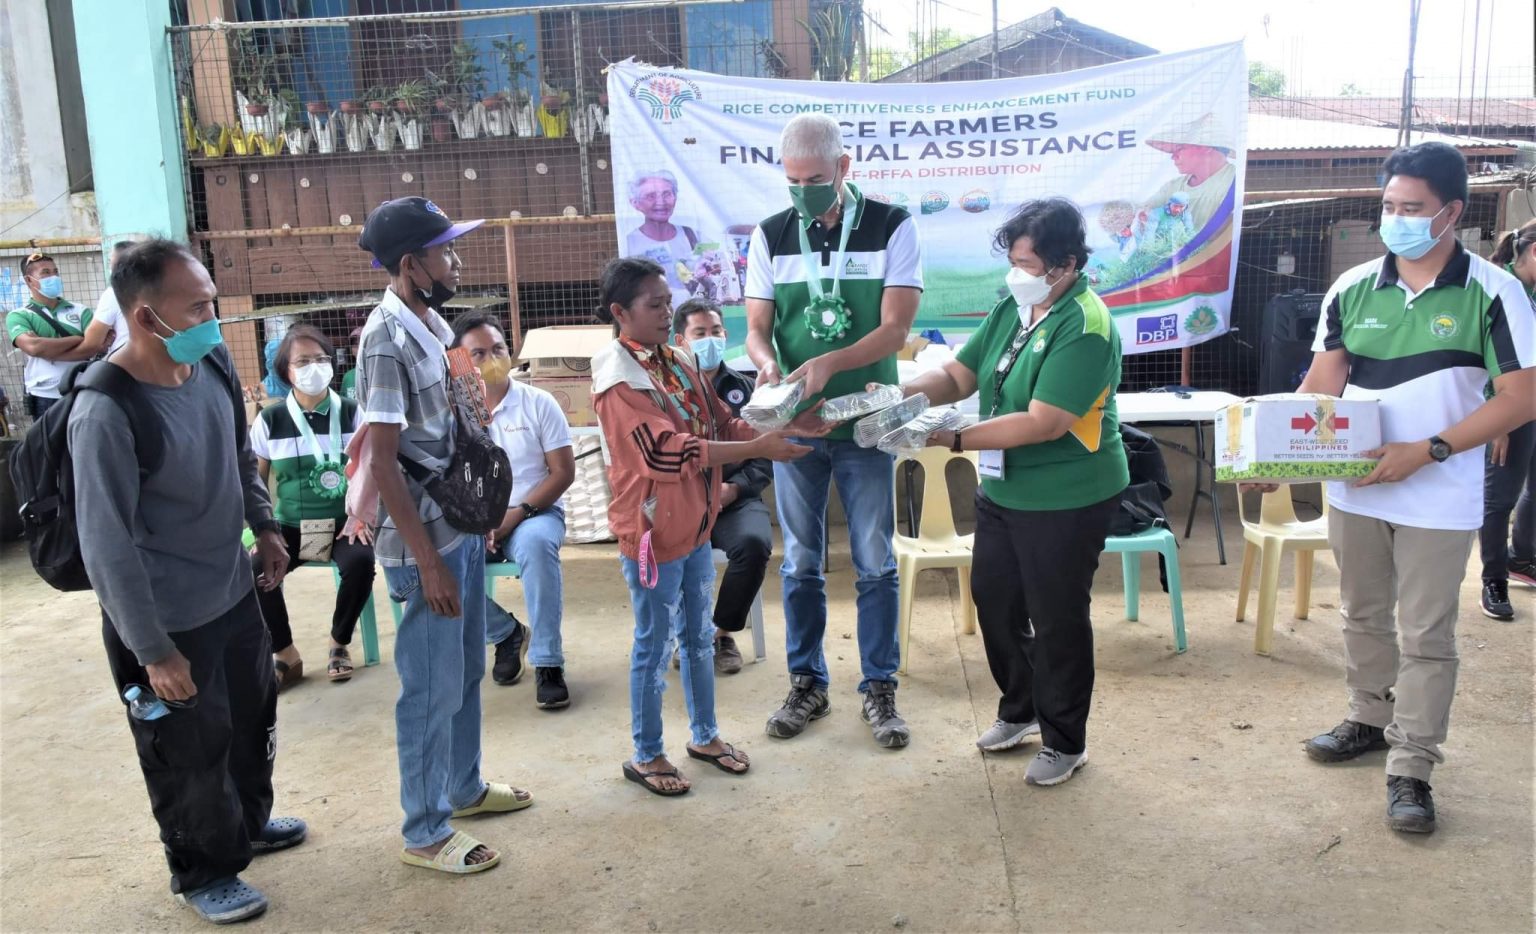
[425,69,454,143]
[197,123,230,158]
[231,31,283,140]
[392,79,429,150]
[305,99,338,154]
[492,36,533,137]
[282,92,312,156]
[446,41,488,140]
[536,86,569,139]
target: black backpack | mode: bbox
[10,352,240,591]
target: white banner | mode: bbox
[608,43,1247,356]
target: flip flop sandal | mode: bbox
[399,830,501,875]
[622,760,690,797]
[273,658,304,693]
[686,743,751,775]
[452,781,533,818]
[251,816,308,854]
[327,647,354,683]
[176,876,269,924]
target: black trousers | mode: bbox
[970,491,1119,755]
[24,394,57,419]
[102,589,277,894]
[251,522,377,651]
[1480,418,1536,582]
[710,498,773,633]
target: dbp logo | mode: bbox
[1135,313,1179,346]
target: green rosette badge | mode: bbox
[805,295,852,342]
[308,461,348,500]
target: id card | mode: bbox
[979,449,1005,480]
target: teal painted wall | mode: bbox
[73,0,187,268]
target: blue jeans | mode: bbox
[485,507,566,667]
[773,439,899,692]
[381,535,487,849]
[620,542,718,763]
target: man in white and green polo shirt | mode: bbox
[6,251,95,418]
[1291,142,1535,835]
[745,113,923,749]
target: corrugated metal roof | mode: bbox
[1247,114,1511,152]
[1250,96,1536,130]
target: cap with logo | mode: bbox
[357,197,485,269]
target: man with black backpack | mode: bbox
[67,239,305,923]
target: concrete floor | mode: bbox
[1,494,1532,932]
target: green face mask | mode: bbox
[789,182,839,221]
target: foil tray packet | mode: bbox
[819,384,905,423]
[853,393,929,448]
[876,406,964,456]
[741,380,806,431]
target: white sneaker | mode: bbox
[975,719,1041,752]
[1025,747,1088,786]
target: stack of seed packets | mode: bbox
[876,407,964,456]
[741,380,805,431]
[854,393,929,447]
[818,385,906,422]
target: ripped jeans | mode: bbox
[620,542,718,764]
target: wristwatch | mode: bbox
[518,502,542,519]
[950,429,964,453]
[1428,435,1452,463]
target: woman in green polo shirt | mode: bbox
[900,197,1128,786]
[248,324,374,688]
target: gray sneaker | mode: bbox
[861,681,910,748]
[1025,747,1088,785]
[766,674,831,738]
[976,719,1041,752]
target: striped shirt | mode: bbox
[357,288,463,566]
[249,394,360,525]
[1312,241,1535,530]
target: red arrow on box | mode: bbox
[1291,412,1316,432]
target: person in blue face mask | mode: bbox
[67,238,305,921]
[672,297,773,676]
[6,252,96,419]
[1248,141,1536,836]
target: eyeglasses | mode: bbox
[292,355,332,367]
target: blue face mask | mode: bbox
[1379,205,1450,260]
[37,275,63,299]
[689,335,726,370]
[151,308,224,364]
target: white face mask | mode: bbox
[292,362,333,395]
[1007,266,1057,313]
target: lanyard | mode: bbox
[795,190,855,305]
[286,391,342,465]
[988,308,1051,419]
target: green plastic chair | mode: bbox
[244,528,384,668]
[386,560,522,628]
[1102,525,1187,653]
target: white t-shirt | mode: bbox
[490,378,574,507]
[93,286,131,355]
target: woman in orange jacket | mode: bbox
[592,257,826,796]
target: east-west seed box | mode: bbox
[1215,394,1381,483]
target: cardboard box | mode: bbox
[518,325,613,377]
[1215,394,1381,483]
[521,374,597,428]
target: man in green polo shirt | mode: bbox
[1283,142,1535,834]
[6,252,95,418]
[745,113,923,749]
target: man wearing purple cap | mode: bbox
[356,197,530,874]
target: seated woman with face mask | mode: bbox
[248,324,375,689]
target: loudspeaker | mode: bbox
[1259,290,1325,394]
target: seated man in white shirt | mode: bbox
[450,313,576,710]
[79,240,139,359]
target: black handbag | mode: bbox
[399,412,513,535]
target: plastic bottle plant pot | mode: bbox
[197,124,230,158]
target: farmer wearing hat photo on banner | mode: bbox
[353,197,532,875]
[1139,113,1237,235]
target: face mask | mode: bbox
[1007,266,1057,312]
[789,182,839,221]
[689,335,726,370]
[1379,205,1450,260]
[478,356,512,385]
[150,308,224,365]
[407,260,456,307]
[37,275,63,299]
[291,362,333,395]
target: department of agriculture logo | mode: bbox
[920,191,949,215]
[1184,305,1219,336]
[630,72,702,124]
[1429,313,1458,340]
[959,189,991,213]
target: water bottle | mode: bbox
[124,685,170,721]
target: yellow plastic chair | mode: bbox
[1236,486,1329,656]
[893,447,978,674]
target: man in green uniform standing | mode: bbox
[6,252,95,418]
